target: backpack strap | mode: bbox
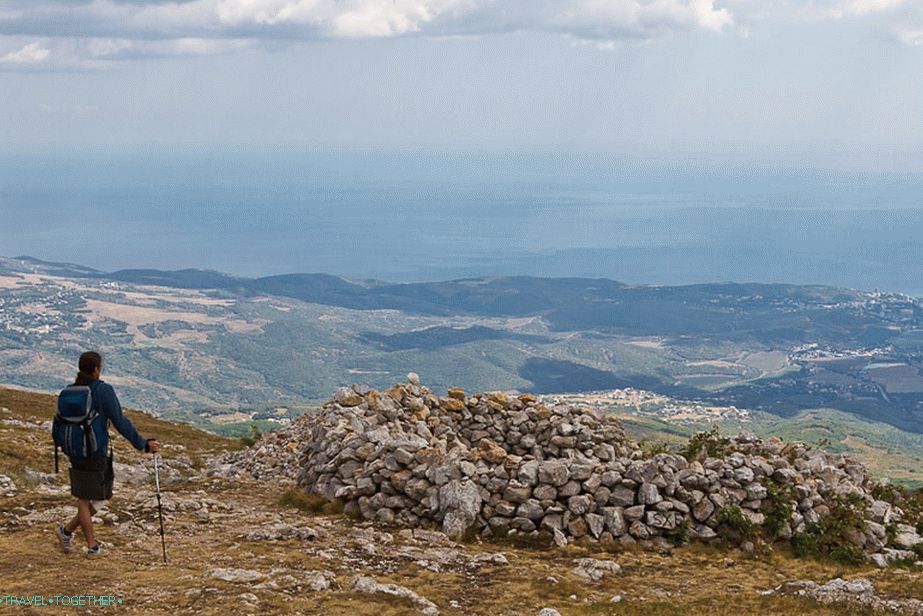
[85,381,103,457]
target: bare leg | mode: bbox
[73,499,97,547]
[65,501,98,534]
[64,514,79,534]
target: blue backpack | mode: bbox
[52,383,104,471]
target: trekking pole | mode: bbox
[153,453,167,564]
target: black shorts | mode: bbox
[69,454,114,501]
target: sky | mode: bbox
[0,1,921,170]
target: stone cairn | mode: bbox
[226,374,922,564]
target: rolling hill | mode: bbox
[4,255,923,436]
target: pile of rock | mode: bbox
[213,418,307,484]
[230,375,923,565]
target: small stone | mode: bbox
[585,513,605,538]
[333,386,364,407]
[568,495,592,515]
[638,482,662,505]
[352,576,438,616]
[571,557,621,581]
[440,397,466,412]
[553,528,568,548]
[206,568,265,583]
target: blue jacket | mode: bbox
[81,379,149,455]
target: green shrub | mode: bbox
[717,505,755,542]
[885,523,898,547]
[666,518,691,546]
[681,427,732,462]
[239,423,262,447]
[639,440,672,458]
[888,556,920,569]
[870,483,893,501]
[790,493,867,566]
[762,479,795,540]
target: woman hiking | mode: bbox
[54,351,160,558]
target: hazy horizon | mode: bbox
[3,148,923,294]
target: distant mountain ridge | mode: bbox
[2,253,897,325]
[8,254,911,352]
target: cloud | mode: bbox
[0,35,255,71]
[0,0,919,71]
[897,28,923,45]
[0,0,738,71]
[0,41,50,65]
[82,36,254,60]
[543,0,732,40]
[787,0,915,20]
[827,0,906,18]
[805,0,923,47]
[0,0,733,42]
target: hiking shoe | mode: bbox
[56,525,74,553]
[85,542,107,558]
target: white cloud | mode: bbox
[793,0,910,19]
[0,0,920,71]
[0,0,733,42]
[897,28,923,45]
[547,0,732,41]
[0,0,740,71]
[839,0,906,17]
[0,35,254,71]
[0,41,50,65]
[83,37,254,60]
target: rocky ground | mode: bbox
[2,386,923,615]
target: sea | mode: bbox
[2,148,923,294]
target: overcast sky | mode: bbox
[1,0,921,169]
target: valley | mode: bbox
[5,255,923,447]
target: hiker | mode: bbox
[54,351,160,558]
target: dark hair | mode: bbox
[78,351,103,377]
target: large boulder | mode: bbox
[439,480,482,539]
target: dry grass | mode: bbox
[278,488,345,515]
